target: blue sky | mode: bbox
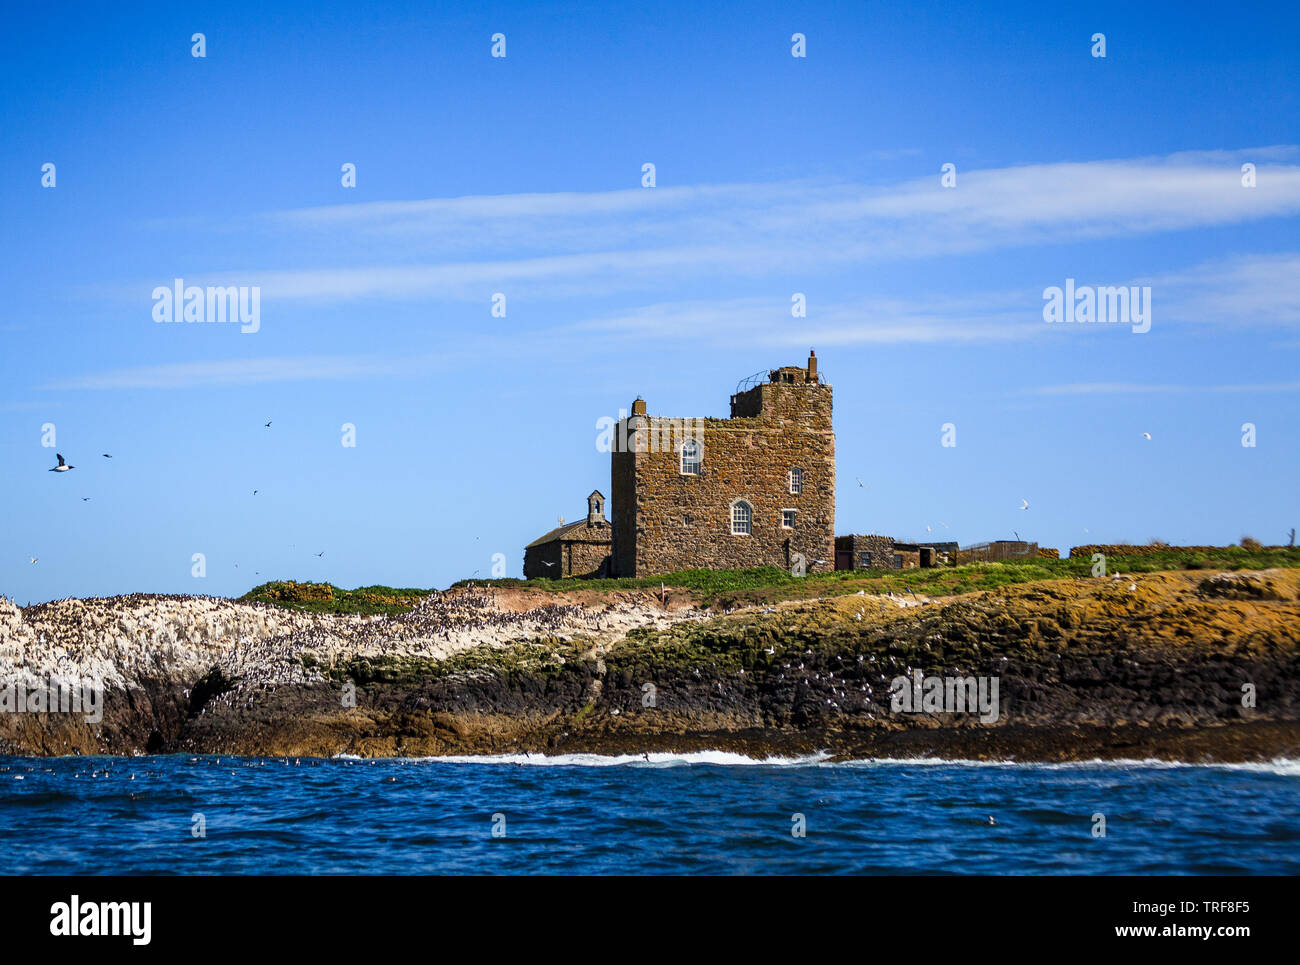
[2,0,1298,602]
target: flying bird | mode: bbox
[48,454,74,472]
[81,497,90,502]
[856,477,866,488]
[1019,498,1029,510]
[28,557,38,565]
[102,453,112,458]
[1141,432,1151,440]
[314,552,324,558]
[264,421,272,429]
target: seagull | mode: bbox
[28,557,37,565]
[987,816,997,826]
[541,560,557,568]
[264,421,272,429]
[1019,498,1029,510]
[81,497,90,502]
[1141,432,1151,440]
[856,477,866,488]
[102,453,112,458]
[314,552,324,558]
[253,490,258,495]
[48,453,74,472]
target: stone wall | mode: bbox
[564,538,611,578]
[523,541,562,579]
[610,360,834,577]
[1068,544,1233,559]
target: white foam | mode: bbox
[817,756,1300,777]
[412,750,834,767]
[404,752,1300,775]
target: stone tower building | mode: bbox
[609,351,834,577]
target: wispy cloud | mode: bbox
[568,292,1042,346]
[139,147,1300,304]
[1026,381,1300,396]
[563,250,1300,345]
[40,354,454,391]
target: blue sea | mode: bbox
[2,753,1297,875]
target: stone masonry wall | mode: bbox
[565,538,611,578]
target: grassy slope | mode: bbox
[242,546,1300,615]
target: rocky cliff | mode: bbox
[2,569,1297,761]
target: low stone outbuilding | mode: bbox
[523,491,612,579]
[835,535,958,570]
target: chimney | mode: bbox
[631,397,647,415]
[807,349,818,383]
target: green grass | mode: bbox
[454,547,1300,608]
[246,547,1300,616]
[239,580,435,616]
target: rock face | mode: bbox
[2,570,1298,761]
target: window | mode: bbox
[683,514,694,527]
[781,509,797,529]
[680,439,701,475]
[788,467,803,494]
[731,500,752,535]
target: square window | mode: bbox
[781,509,796,529]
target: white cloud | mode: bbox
[40,354,453,390]
[1026,381,1300,396]
[164,147,1300,304]
[568,292,1041,346]
[564,248,1300,345]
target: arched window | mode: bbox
[680,439,701,475]
[789,467,803,494]
[731,500,752,535]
